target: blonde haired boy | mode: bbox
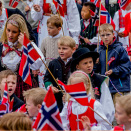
[23,88,47,118]
[41,15,63,66]
[44,36,76,112]
[95,23,130,102]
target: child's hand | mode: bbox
[18,33,24,45]
[33,4,41,12]
[62,93,67,103]
[105,69,113,76]
[118,32,124,37]
[25,5,30,12]
[81,116,91,131]
[84,38,91,44]
[51,86,59,94]
[32,69,40,77]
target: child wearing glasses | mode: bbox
[94,23,131,103]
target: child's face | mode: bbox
[76,57,93,74]
[58,43,75,62]
[81,6,91,20]
[115,103,130,125]
[6,75,16,97]
[100,31,114,46]
[0,78,7,96]
[71,77,90,91]
[26,98,40,117]
[6,23,20,43]
[47,23,61,37]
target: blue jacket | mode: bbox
[94,39,130,93]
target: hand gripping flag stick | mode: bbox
[28,40,64,94]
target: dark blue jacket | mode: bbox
[94,39,130,93]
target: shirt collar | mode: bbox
[49,33,61,38]
[8,41,18,47]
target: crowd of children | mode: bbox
[0,0,130,130]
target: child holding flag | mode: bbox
[94,23,130,102]
[0,14,43,100]
[0,70,24,111]
[60,70,110,130]
[79,2,99,51]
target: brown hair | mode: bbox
[0,112,32,130]
[1,14,29,48]
[0,70,17,84]
[83,2,96,12]
[99,23,114,34]
[47,15,63,28]
[58,36,76,49]
[116,93,131,115]
[23,88,47,106]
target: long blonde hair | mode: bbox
[1,14,29,46]
[67,70,94,100]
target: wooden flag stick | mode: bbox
[97,1,101,52]
[29,42,64,94]
[20,0,28,7]
[88,106,113,127]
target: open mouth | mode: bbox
[8,89,12,91]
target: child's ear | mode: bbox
[72,47,76,53]
[58,27,61,31]
[76,64,79,70]
[128,114,131,122]
[37,104,42,110]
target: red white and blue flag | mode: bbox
[0,100,14,117]
[120,0,131,10]
[9,0,20,8]
[33,87,63,130]
[2,83,8,104]
[16,104,27,114]
[58,80,89,106]
[54,0,64,17]
[19,34,40,86]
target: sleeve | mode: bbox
[31,0,43,21]
[112,47,131,77]
[44,61,53,88]
[92,101,112,130]
[66,0,81,44]
[89,33,101,44]
[30,42,45,70]
[100,81,115,123]
[60,102,70,130]
[113,11,119,38]
[40,39,46,58]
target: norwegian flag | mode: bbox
[2,83,8,104]
[9,0,20,8]
[33,87,63,130]
[120,0,131,10]
[0,100,14,117]
[16,104,27,114]
[53,0,64,17]
[19,34,40,86]
[91,0,100,7]
[58,80,89,106]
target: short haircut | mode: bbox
[99,23,114,34]
[0,112,32,130]
[47,15,63,28]
[0,70,17,84]
[83,2,96,12]
[23,88,47,106]
[116,93,131,115]
[58,36,76,49]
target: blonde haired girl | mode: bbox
[60,70,110,130]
